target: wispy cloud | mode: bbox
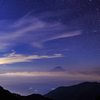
[0,52,62,64]
[0,12,82,51]
[0,16,45,50]
[43,30,82,42]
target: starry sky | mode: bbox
[0,0,100,95]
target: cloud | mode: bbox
[78,68,100,76]
[0,16,45,50]
[31,42,43,48]
[0,71,100,81]
[43,30,82,42]
[0,68,100,84]
[0,43,11,51]
[0,52,62,64]
[0,12,82,51]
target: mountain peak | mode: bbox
[50,66,66,72]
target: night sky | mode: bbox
[0,0,100,95]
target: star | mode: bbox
[59,19,61,22]
[96,8,99,11]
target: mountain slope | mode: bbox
[0,86,52,100]
[0,86,20,100]
[44,82,100,100]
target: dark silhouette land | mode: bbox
[45,82,100,100]
[0,82,100,100]
[0,86,52,100]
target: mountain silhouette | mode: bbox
[44,82,100,100]
[50,66,66,72]
[0,86,52,100]
[1,82,100,100]
[0,86,20,100]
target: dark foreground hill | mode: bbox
[44,82,100,100]
[1,82,100,100]
[0,86,20,100]
[0,86,52,100]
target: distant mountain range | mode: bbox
[50,66,66,72]
[0,82,100,100]
[44,82,100,100]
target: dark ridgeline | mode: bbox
[44,82,100,100]
[0,86,52,100]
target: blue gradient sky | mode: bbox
[0,0,100,95]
